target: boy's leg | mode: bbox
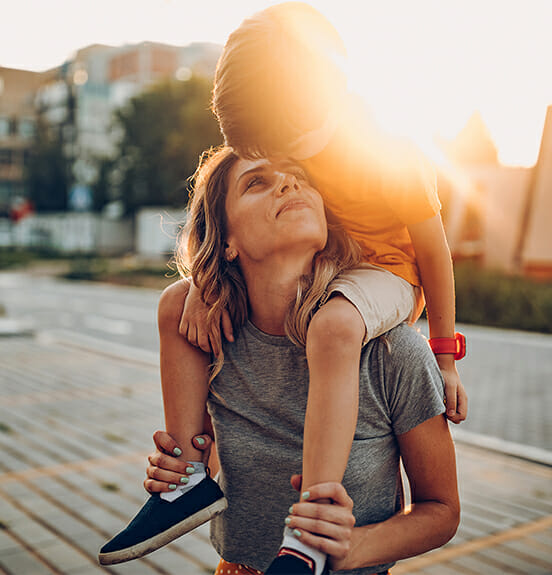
[98,279,226,565]
[267,266,417,574]
[302,295,364,492]
[267,296,364,575]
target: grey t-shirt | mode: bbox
[207,322,445,574]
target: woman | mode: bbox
[142,147,459,574]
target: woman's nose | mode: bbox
[276,172,300,195]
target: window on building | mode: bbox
[19,119,35,139]
[0,149,12,165]
[0,117,9,137]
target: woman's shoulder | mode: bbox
[360,324,442,392]
[370,324,433,363]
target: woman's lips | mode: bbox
[277,199,310,216]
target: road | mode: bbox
[1,271,551,458]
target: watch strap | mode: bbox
[428,332,466,360]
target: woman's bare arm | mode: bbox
[336,414,459,570]
[289,414,459,571]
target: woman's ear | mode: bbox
[224,246,238,262]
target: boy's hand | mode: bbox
[179,281,233,356]
[436,356,468,424]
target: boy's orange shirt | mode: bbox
[300,113,441,287]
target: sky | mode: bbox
[3,0,552,167]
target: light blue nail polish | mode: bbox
[289,506,294,514]
[180,476,189,484]
[169,484,177,490]
[195,437,205,446]
[301,491,310,500]
[293,529,302,538]
[186,466,195,474]
[173,447,182,456]
[284,517,291,525]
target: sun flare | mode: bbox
[325,0,551,168]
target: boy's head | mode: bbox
[212,2,347,157]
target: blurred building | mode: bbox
[440,109,552,279]
[1,40,220,254]
[0,67,42,213]
[34,41,221,211]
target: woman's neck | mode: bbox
[241,255,313,336]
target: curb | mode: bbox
[451,428,552,467]
[0,317,34,336]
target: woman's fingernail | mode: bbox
[185,466,195,474]
[293,529,302,538]
[301,491,310,500]
[195,437,205,446]
[289,506,294,514]
[173,447,182,456]
[168,484,177,490]
[180,476,189,484]
[284,517,291,525]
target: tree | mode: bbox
[25,116,70,212]
[99,76,222,214]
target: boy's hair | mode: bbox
[212,2,347,157]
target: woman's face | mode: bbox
[224,157,327,264]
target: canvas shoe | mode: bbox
[98,475,227,565]
[265,548,329,574]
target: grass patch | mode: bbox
[454,261,552,333]
[0,423,13,434]
[103,432,126,443]
[0,247,64,270]
[100,482,120,492]
[0,520,8,530]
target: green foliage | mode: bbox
[100,482,120,492]
[24,117,70,212]
[0,248,35,270]
[63,256,109,281]
[0,422,13,433]
[98,76,222,214]
[454,261,552,333]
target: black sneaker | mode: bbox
[265,548,328,574]
[98,475,227,565]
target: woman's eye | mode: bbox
[246,176,265,190]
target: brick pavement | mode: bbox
[0,334,551,575]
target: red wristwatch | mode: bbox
[428,332,466,360]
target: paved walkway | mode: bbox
[0,334,551,575]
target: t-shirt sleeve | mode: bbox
[380,140,441,225]
[382,326,446,436]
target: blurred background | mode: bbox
[1,0,551,331]
[0,3,551,574]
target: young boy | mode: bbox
[99,3,467,574]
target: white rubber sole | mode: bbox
[98,496,228,565]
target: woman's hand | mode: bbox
[178,281,233,356]
[144,431,213,493]
[287,477,356,571]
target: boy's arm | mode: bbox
[179,280,234,356]
[407,214,467,423]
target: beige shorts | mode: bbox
[324,264,424,345]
